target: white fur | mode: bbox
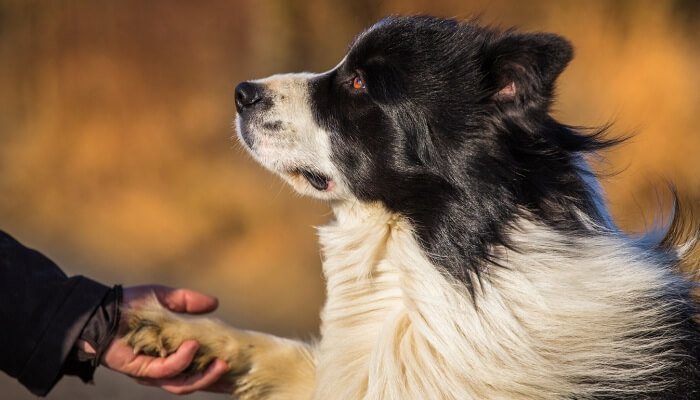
[236,73,351,200]
[310,201,687,399]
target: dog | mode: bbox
[124,16,700,399]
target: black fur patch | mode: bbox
[310,16,617,286]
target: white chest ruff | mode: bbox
[311,203,683,400]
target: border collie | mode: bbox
[125,16,700,399]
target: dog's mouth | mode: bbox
[289,168,333,191]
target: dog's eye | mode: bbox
[352,76,365,90]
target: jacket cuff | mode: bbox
[72,284,123,377]
[17,276,110,396]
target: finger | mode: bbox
[130,340,199,379]
[161,359,229,394]
[138,359,229,395]
[153,287,219,314]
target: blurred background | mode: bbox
[0,0,698,398]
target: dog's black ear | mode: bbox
[482,31,573,105]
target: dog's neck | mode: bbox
[314,201,433,398]
[315,200,527,399]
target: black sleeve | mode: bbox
[0,230,120,396]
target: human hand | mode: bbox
[97,285,231,394]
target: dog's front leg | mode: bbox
[122,300,316,400]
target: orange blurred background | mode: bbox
[1,1,698,398]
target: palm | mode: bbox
[101,285,232,394]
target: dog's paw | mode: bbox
[124,314,172,358]
[123,299,315,399]
[123,299,251,379]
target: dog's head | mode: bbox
[235,16,614,283]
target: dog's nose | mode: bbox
[235,81,263,113]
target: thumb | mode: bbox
[153,287,219,314]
